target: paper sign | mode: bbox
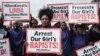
[68,3,99,23]
[2,2,30,21]
[0,38,11,56]
[76,41,100,56]
[26,28,62,54]
[48,3,69,22]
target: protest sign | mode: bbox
[2,2,30,21]
[0,5,2,20]
[26,28,62,54]
[68,3,99,23]
[0,5,2,12]
[0,38,11,56]
[76,41,100,56]
[48,3,69,22]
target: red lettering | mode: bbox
[52,42,58,48]
[44,42,48,48]
[9,8,23,13]
[71,14,96,19]
[95,53,100,56]
[91,14,96,19]
[53,14,67,19]
[39,42,43,48]
[0,49,6,55]
[30,42,58,49]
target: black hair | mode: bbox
[60,22,68,30]
[38,8,53,21]
[75,24,88,30]
[29,17,38,27]
[53,22,61,28]
[13,22,20,27]
[0,14,4,29]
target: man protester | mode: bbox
[0,14,7,39]
[7,22,26,56]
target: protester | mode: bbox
[60,22,72,56]
[0,14,7,39]
[38,8,53,28]
[29,17,38,28]
[70,24,91,56]
[89,8,100,42]
[53,22,61,28]
[37,8,60,56]
[26,17,38,56]
[88,24,100,42]
[7,22,26,56]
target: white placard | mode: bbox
[68,3,99,23]
[2,2,30,21]
[76,41,100,56]
[26,28,62,54]
[0,38,11,56]
[48,3,69,22]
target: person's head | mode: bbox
[5,26,11,31]
[38,8,53,27]
[19,22,23,29]
[74,24,88,35]
[30,17,38,28]
[53,22,61,28]
[60,22,68,31]
[98,8,100,24]
[0,14,4,29]
[13,22,21,30]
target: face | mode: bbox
[31,20,38,28]
[60,22,67,30]
[41,15,50,27]
[76,28,86,35]
[0,21,3,28]
[0,23,3,28]
[13,22,20,29]
[54,22,60,28]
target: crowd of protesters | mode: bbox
[0,8,100,56]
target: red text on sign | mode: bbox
[30,42,58,48]
[71,14,96,19]
[0,49,6,55]
[9,8,23,13]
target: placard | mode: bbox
[26,28,62,54]
[2,2,30,21]
[48,3,69,22]
[76,41,100,56]
[68,3,99,23]
[0,38,11,56]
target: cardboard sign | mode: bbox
[76,41,100,56]
[68,3,99,23]
[26,28,62,54]
[0,38,11,56]
[2,2,30,21]
[48,3,69,22]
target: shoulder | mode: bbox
[7,30,14,32]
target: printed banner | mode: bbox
[26,28,62,54]
[48,3,69,22]
[2,2,30,21]
[76,41,100,56]
[0,38,11,56]
[68,3,99,23]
